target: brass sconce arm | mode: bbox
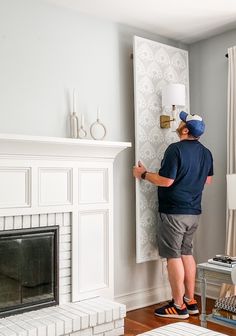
[160,115,175,129]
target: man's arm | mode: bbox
[144,172,174,187]
[133,162,174,187]
[205,176,213,184]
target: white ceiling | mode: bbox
[45,0,236,43]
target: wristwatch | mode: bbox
[141,171,147,180]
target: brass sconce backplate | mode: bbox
[160,115,171,128]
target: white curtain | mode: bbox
[221,46,236,297]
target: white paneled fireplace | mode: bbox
[0,134,131,336]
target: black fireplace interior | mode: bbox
[0,226,59,317]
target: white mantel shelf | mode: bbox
[0,133,132,159]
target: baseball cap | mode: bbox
[179,111,205,137]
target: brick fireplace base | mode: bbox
[0,297,126,336]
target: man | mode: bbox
[133,111,213,319]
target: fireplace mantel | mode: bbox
[0,133,131,159]
[0,133,132,304]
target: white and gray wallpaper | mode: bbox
[133,36,189,263]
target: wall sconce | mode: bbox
[160,83,185,129]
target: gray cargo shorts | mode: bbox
[156,213,200,258]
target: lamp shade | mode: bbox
[226,174,236,209]
[162,83,185,107]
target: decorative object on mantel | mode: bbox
[78,113,87,139]
[90,107,107,140]
[70,88,79,138]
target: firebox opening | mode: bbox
[0,226,59,317]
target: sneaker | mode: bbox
[154,300,189,319]
[183,297,199,315]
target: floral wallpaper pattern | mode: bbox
[133,36,189,263]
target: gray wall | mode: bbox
[0,0,187,308]
[189,29,236,262]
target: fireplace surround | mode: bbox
[0,134,131,335]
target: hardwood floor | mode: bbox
[125,296,236,336]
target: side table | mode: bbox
[197,262,236,328]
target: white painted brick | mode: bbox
[100,300,126,319]
[104,327,124,336]
[13,216,23,230]
[60,259,71,269]
[59,305,89,330]
[0,217,4,230]
[75,309,96,327]
[49,310,74,334]
[63,213,71,226]
[4,217,14,230]
[93,322,114,334]
[0,320,12,327]
[22,215,31,228]
[60,226,71,235]
[92,298,120,321]
[39,214,48,227]
[64,304,97,328]
[60,284,71,295]
[44,316,64,336]
[60,234,71,243]
[61,251,71,260]
[60,293,71,303]
[85,301,112,323]
[114,320,124,329]
[47,213,56,226]
[7,324,27,336]
[0,327,17,336]
[60,268,71,277]
[77,302,105,325]
[56,213,63,226]
[60,242,71,251]
[60,276,71,286]
[31,215,39,228]
[38,318,56,336]
[11,320,37,336]
[25,319,47,336]
[70,328,92,336]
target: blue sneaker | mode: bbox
[183,297,199,315]
[154,300,189,319]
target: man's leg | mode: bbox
[181,254,196,299]
[167,257,185,306]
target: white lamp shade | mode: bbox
[162,83,185,107]
[226,174,236,209]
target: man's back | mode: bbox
[158,140,213,214]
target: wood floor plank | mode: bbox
[125,296,236,336]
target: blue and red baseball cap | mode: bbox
[179,111,205,137]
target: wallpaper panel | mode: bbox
[133,36,189,263]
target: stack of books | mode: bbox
[208,255,236,268]
[212,296,236,326]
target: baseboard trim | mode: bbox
[115,281,221,312]
[115,285,172,312]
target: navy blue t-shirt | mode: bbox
[158,140,213,215]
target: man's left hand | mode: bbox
[133,161,146,180]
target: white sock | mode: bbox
[184,296,191,302]
[174,303,183,309]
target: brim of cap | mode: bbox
[179,111,188,122]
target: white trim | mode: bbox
[0,133,131,159]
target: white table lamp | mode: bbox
[161,83,185,128]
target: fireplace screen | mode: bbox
[0,226,59,317]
